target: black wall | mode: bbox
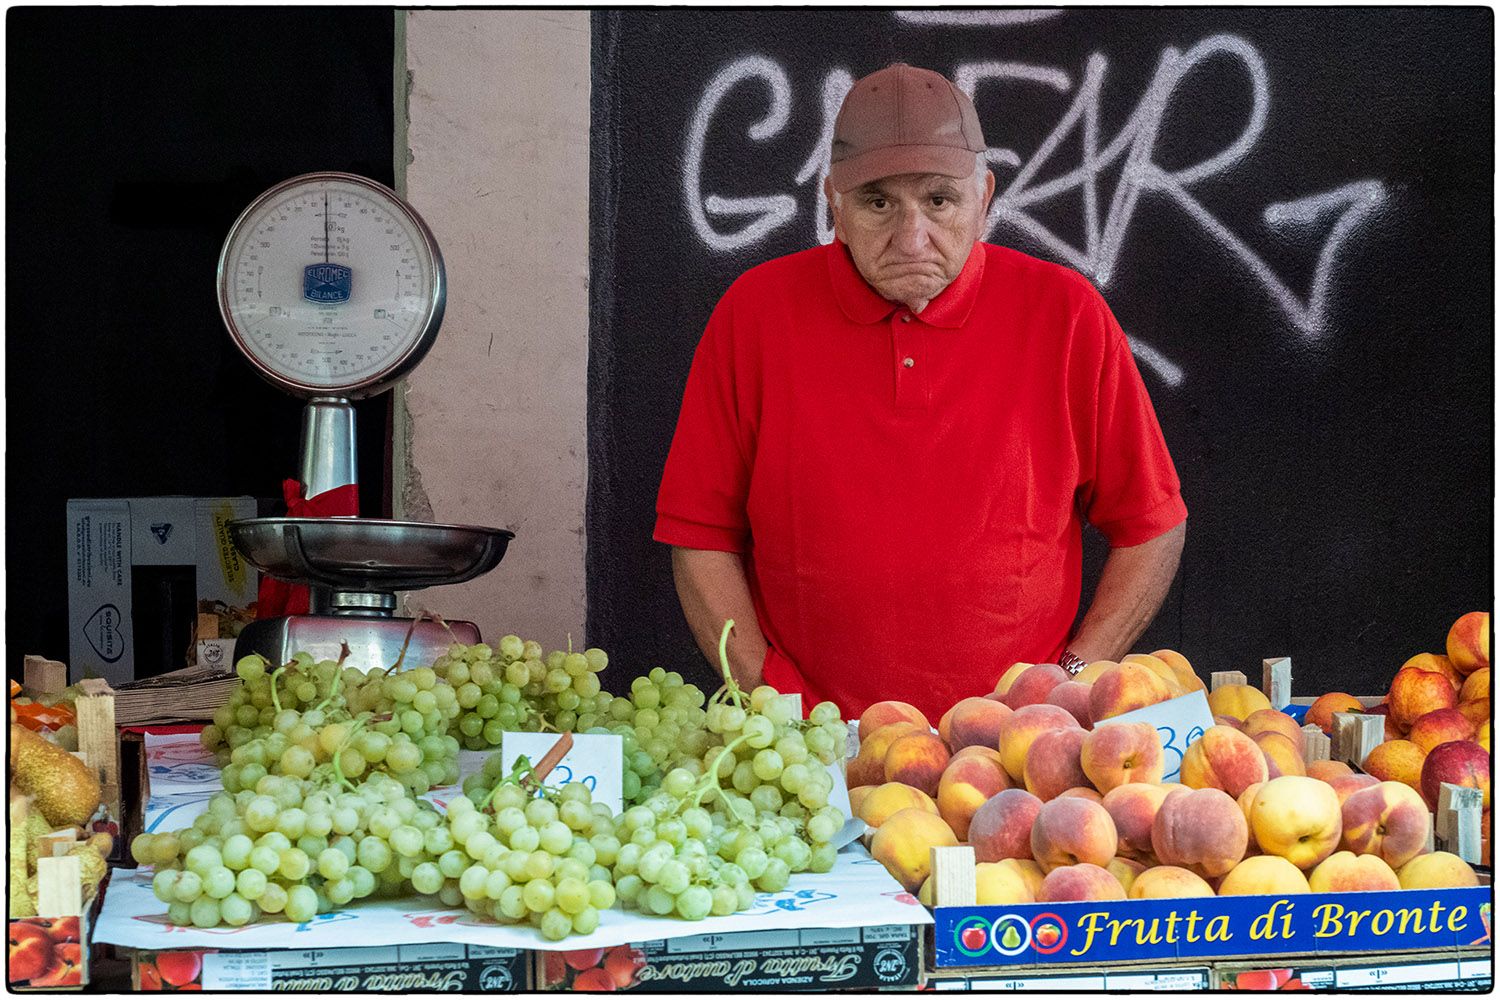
[7,8,395,670]
[588,9,1494,697]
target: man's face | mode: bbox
[827,170,995,312]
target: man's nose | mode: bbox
[892,204,931,253]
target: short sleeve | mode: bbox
[653,290,755,553]
[1073,293,1187,548]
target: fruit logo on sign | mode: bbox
[1030,913,1067,955]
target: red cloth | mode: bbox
[653,240,1187,722]
[255,479,360,618]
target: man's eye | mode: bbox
[931,196,948,207]
[868,198,887,209]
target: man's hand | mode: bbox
[1068,521,1186,664]
[671,547,769,689]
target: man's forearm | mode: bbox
[671,547,769,689]
[1068,521,1186,663]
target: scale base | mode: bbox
[233,615,480,673]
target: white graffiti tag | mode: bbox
[682,29,1390,368]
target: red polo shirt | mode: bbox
[654,239,1186,722]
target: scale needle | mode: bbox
[324,191,330,263]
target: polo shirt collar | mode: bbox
[826,238,986,329]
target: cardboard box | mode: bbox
[67,497,257,685]
[7,915,92,990]
[929,885,1492,969]
[131,942,530,991]
[928,962,1212,991]
[536,924,921,991]
[1216,948,1492,990]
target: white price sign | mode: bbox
[1095,690,1215,783]
[499,732,624,813]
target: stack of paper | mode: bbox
[112,663,236,726]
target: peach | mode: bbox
[848,784,873,816]
[937,754,1011,840]
[1030,797,1118,871]
[1103,783,1178,861]
[1249,775,1343,870]
[1254,731,1306,779]
[1151,649,1206,693]
[1389,668,1459,729]
[1090,663,1173,722]
[1152,787,1249,878]
[974,861,1035,905]
[1180,726,1269,798]
[848,721,923,787]
[1107,856,1147,893]
[1339,781,1431,869]
[1081,722,1165,792]
[884,732,951,797]
[968,788,1043,862]
[937,705,957,746]
[1003,663,1070,709]
[1073,660,1118,685]
[1459,699,1490,727]
[1461,667,1490,705]
[1214,715,1246,731]
[1446,612,1491,676]
[1207,684,1273,722]
[1407,708,1476,754]
[1479,722,1491,752]
[1058,786,1103,802]
[1036,863,1126,902]
[994,858,1046,900]
[857,782,939,828]
[1420,739,1490,809]
[1363,740,1427,792]
[1244,709,1303,746]
[1044,681,1094,728]
[1024,727,1092,801]
[993,662,1033,698]
[1397,850,1479,889]
[859,701,930,742]
[1128,865,1214,899]
[1401,652,1463,691]
[945,696,1012,752]
[1307,851,1400,893]
[1217,855,1311,896]
[868,807,958,891]
[1122,653,1186,695]
[1327,773,1382,806]
[1306,693,1365,735]
[996,705,1083,782]
[1306,759,1355,783]
[952,744,1007,768]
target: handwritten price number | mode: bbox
[1157,724,1205,781]
[538,763,597,795]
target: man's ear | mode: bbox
[823,175,843,243]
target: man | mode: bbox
[655,63,1187,721]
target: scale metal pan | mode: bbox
[229,517,513,592]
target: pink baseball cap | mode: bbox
[827,63,987,193]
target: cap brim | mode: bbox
[827,144,981,193]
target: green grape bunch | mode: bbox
[129,770,443,928]
[419,756,617,940]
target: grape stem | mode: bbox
[715,620,745,710]
[269,665,289,714]
[331,718,369,791]
[478,757,536,812]
[311,642,352,714]
[693,732,752,809]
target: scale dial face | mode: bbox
[217,172,445,397]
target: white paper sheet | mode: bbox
[94,841,929,953]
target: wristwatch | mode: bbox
[1059,650,1088,676]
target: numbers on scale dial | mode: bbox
[224,180,433,389]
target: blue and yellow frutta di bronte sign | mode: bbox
[933,888,1492,967]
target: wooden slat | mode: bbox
[1301,724,1332,762]
[75,685,120,822]
[1330,712,1383,767]
[22,655,68,694]
[36,855,83,918]
[1436,783,1484,864]
[930,845,977,908]
[1210,671,1248,691]
[1261,657,1292,710]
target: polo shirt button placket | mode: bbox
[894,312,924,410]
